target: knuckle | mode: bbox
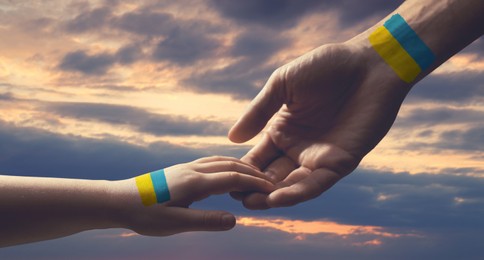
[243,154,263,170]
[210,155,224,161]
[227,171,241,185]
[226,161,238,171]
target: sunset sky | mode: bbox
[1,0,483,259]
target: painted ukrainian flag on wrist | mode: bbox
[369,14,435,83]
[135,169,171,206]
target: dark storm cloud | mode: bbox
[45,102,229,136]
[210,0,403,29]
[58,50,117,75]
[406,71,484,103]
[394,107,484,128]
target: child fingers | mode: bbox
[201,172,275,195]
[195,161,272,182]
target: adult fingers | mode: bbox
[238,165,306,209]
[241,193,271,210]
[228,69,285,143]
[229,191,246,201]
[266,168,341,208]
[230,155,296,204]
[241,133,282,171]
[229,134,282,201]
[263,156,297,182]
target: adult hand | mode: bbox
[110,156,274,236]
[229,40,410,209]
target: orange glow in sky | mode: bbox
[238,216,402,237]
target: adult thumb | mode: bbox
[228,69,285,143]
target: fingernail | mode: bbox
[222,214,236,229]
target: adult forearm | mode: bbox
[0,175,116,247]
[394,0,483,66]
[348,0,484,85]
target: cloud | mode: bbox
[195,168,484,230]
[209,0,322,29]
[209,0,403,29]
[61,8,223,68]
[0,92,15,101]
[182,28,288,99]
[64,7,112,33]
[237,216,408,238]
[58,50,117,75]
[1,219,482,260]
[331,0,403,28]
[231,28,289,61]
[437,126,484,151]
[182,59,272,99]
[111,10,176,36]
[115,44,144,65]
[394,107,484,128]
[44,102,230,136]
[461,38,484,58]
[0,120,205,180]
[152,29,219,64]
[406,71,484,103]
[58,43,145,75]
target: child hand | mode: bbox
[108,156,274,236]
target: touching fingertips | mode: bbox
[241,192,271,210]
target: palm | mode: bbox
[230,43,408,209]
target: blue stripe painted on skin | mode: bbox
[383,14,435,70]
[150,169,171,203]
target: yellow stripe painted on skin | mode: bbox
[135,173,157,206]
[369,26,421,83]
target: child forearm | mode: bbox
[0,175,115,247]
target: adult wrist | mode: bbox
[345,33,414,97]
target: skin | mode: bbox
[0,156,274,247]
[229,0,484,209]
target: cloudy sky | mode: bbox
[0,0,483,259]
